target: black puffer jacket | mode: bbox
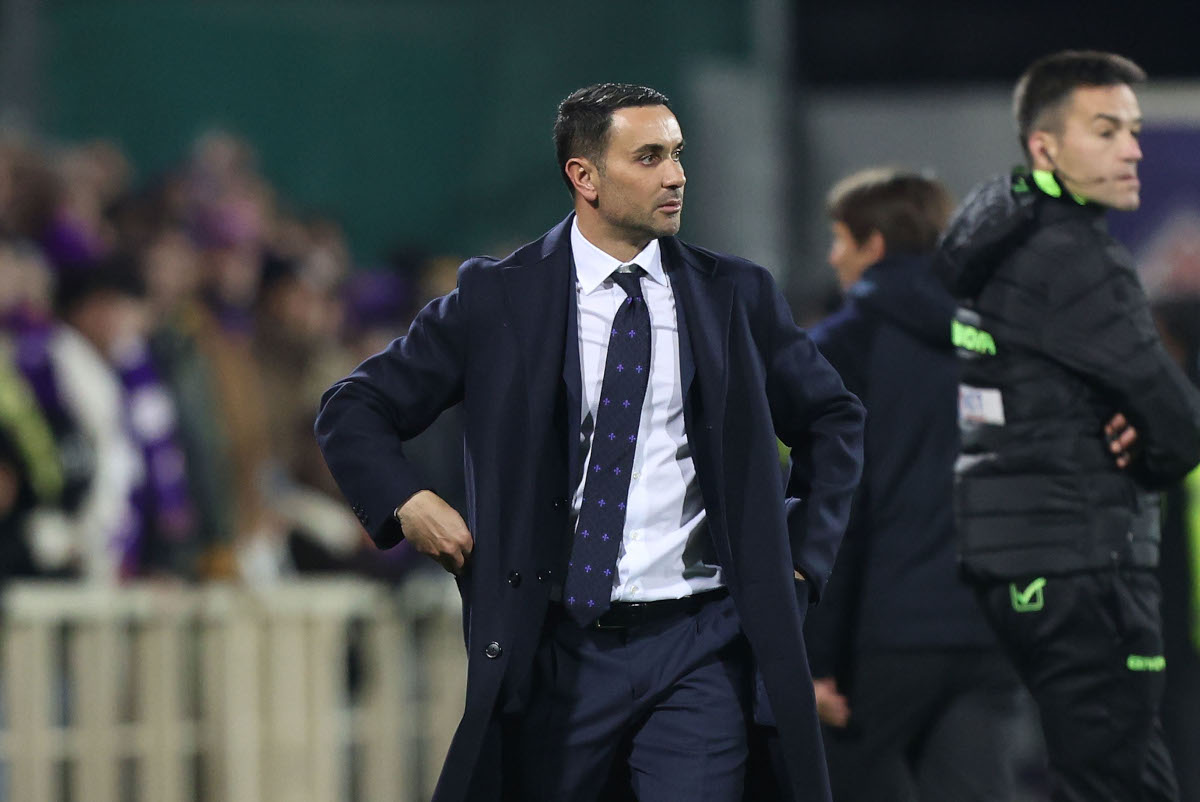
[935,169,1200,579]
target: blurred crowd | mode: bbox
[0,129,463,587]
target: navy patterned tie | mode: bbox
[563,266,651,626]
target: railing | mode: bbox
[0,575,466,802]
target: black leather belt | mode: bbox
[589,587,729,630]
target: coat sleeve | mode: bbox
[802,310,870,674]
[314,277,468,548]
[1039,242,1200,489]
[761,275,866,602]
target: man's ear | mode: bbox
[1028,131,1057,172]
[566,157,599,202]
[865,229,887,264]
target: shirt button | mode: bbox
[630,530,642,541]
[484,642,503,659]
[630,585,640,595]
[632,471,641,480]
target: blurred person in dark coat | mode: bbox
[316,83,864,801]
[803,169,1023,801]
[936,51,1200,801]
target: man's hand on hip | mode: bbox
[395,490,474,575]
[1105,412,1138,469]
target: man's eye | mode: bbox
[1098,129,1115,139]
[640,154,658,165]
[671,150,683,161]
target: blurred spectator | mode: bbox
[56,258,199,579]
[252,252,360,566]
[0,239,139,582]
[137,218,237,576]
[182,137,292,581]
[803,169,1024,801]
[40,140,128,267]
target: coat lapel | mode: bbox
[663,237,733,431]
[562,268,582,493]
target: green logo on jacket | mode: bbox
[1126,654,1166,672]
[1009,578,1046,612]
[952,319,997,356]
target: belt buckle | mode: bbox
[592,601,647,631]
[592,612,627,631]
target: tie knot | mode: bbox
[612,266,644,301]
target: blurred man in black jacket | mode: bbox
[936,51,1200,802]
[805,168,1024,801]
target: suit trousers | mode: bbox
[976,569,1178,802]
[507,592,752,802]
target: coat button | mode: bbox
[552,497,567,510]
[536,569,553,583]
[507,571,522,588]
[484,642,503,659]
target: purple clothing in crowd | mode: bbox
[113,341,196,577]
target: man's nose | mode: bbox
[1124,132,1143,162]
[664,159,686,188]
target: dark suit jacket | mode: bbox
[315,215,865,802]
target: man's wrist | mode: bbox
[393,489,428,524]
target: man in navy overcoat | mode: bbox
[316,83,864,801]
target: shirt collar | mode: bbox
[570,217,666,295]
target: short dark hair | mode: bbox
[1013,50,1146,159]
[54,255,146,318]
[553,83,671,194]
[827,168,953,255]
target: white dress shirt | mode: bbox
[569,218,723,602]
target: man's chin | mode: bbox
[653,217,682,237]
[1112,194,1141,212]
[1096,190,1140,212]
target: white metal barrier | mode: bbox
[0,576,466,802]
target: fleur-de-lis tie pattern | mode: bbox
[564,266,651,626]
